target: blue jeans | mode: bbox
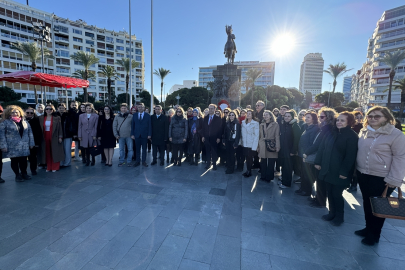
[119,137,133,164]
[60,138,72,166]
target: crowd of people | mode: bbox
[0,100,404,247]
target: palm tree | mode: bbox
[390,77,405,119]
[99,65,120,106]
[116,58,139,105]
[70,51,99,103]
[243,77,253,96]
[378,50,405,107]
[323,63,352,94]
[11,41,54,104]
[246,69,262,106]
[72,70,96,102]
[153,68,171,103]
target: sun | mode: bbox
[271,34,296,56]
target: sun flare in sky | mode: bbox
[271,33,296,56]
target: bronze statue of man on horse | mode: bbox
[224,25,237,64]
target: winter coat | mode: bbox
[223,119,241,148]
[188,117,203,154]
[26,115,42,146]
[258,121,280,159]
[298,124,320,158]
[241,119,259,151]
[169,115,188,144]
[315,126,358,186]
[113,113,133,138]
[64,108,79,138]
[151,114,169,144]
[352,122,363,134]
[202,114,222,141]
[304,124,333,157]
[279,120,301,158]
[38,115,65,163]
[78,113,99,148]
[0,119,34,158]
[255,108,264,122]
[357,124,405,187]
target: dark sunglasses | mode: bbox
[319,116,326,119]
[367,115,382,120]
[176,111,182,113]
[224,111,229,114]
[45,108,53,111]
[26,112,34,114]
[299,114,305,116]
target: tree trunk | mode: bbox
[107,78,111,106]
[399,102,404,120]
[84,70,89,103]
[332,79,337,93]
[126,73,129,105]
[251,86,254,107]
[387,70,395,107]
[161,81,163,103]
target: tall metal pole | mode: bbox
[150,0,154,112]
[129,0,132,108]
[40,37,46,103]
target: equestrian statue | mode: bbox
[224,25,237,64]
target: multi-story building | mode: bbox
[169,80,198,94]
[198,61,275,93]
[353,5,405,110]
[0,0,144,104]
[299,53,324,98]
[342,76,353,104]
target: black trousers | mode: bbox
[315,178,327,206]
[225,141,236,172]
[350,171,358,188]
[243,147,256,171]
[253,151,260,168]
[219,144,226,165]
[293,156,302,177]
[172,143,184,163]
[357,171,395,238]
[11,156,28,176]
[275,157,281,173]
[28,147,38,173]
[236,145,245,170]
[147,139,152,152]
[301,162,317,194]
[260,158,276,181]
[201,140,206,162]
[83,148,95,164]
[166,142,172,161]
[281,156,293,187]
[152,143,165,162]
[325,181,345,218]
[204,139,218,165]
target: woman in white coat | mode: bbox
[241,109,260,177]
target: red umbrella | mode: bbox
[0,71,89,88]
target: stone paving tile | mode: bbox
[115,246,156,270]
[210,234,241,270]
[241,249,272,270]
[183,224,218,264]
[15,249,64,270]
[0,225,45,257]
[178,259,210,270]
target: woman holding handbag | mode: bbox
[355,106,405,246]
[78,103,99,166]
[257,110,280,182]
[223,110,241,174]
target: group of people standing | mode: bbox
[1,100,404,247]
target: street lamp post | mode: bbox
[129,0,133,108]
[150,0,154,113]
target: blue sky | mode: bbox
[15,0,405,97]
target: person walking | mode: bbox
[38,104,65,172]
[78,103,99,167]
[355,106,405,245]
[0,105,35,181]
[278,110,301,188]
[151,105,169,166]
[169,107,188,166]
[113,103,133,167]
[223,110,241,174]
[202,104,222,171]
[241,109,260,177]
[258,110,280,182]
[97,105,116,166]
[315,112,358,226]
[131,103,152,167]
[188,108,203,166]
[25,107,42,175]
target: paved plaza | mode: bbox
[0,152,405,270]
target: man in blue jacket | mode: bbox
[131,103,152,167]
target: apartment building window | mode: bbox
[106,37,113,43]
[57,67,70,73]
[126,48,133,52]
[99,57,106,64]
[73,45,82,50]
[73,37,82,43]
[116,39,124,43]
[117,53,124,57]
[56,50,69,57]
[116,46,124,51]
[136,56,141,61]
[86,40,94,45]
[118,87,125,91]
[135,49,142,55]
[85,32,94,38]
[74,60,83,65]
[72,29,82,35]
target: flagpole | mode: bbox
[150,0,154,112]
[129,0,132,108]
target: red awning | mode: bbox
[0,71,89,88]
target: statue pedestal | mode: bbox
[211,64,241,109]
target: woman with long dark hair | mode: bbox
[169,107,188,166]
[78,103,99,166]
[241,109,259,177]
[223,110,241,174]
[97,105,116,166]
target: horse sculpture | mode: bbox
[224,25,237,64]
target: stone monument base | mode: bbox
[212,64,241,110]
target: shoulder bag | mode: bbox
[262,125,276,152]
[116,115,128,137]
[304,132,320,164]
[370,186,405,220]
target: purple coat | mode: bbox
[78,113,99,148]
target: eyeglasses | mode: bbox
[256,105,261,107]
[26,112,34,114]
[224,111,229,114]
[319,116,326,119]
[367,115,383,120]
[176,111,182,113]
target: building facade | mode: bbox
[198,61,275,94]
[342,76,352,104]
[352,5,405,110]
[0,0,144,104]
[169,80,198,94]
[298,53,324,98]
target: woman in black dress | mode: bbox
[97,105,116,166]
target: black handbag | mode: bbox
[370,186,405,220]
[262,125,276,152]
[90,140,102,157]
[304,132,321,164]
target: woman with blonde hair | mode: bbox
[0,105,35,181]
[241,109,259,177]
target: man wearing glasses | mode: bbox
[25,107,42,175]
[255,100,265,122]
[298,110,307,128]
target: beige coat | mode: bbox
[258,121,280,159]
[38,115,65,164]
[356,124,405,187]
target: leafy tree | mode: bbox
[346,101,359,108]
[93,101,105,112]
[241,86,266,108]
[0,86,22,102]
[1,100,28,109]
[165,87,213,109]
[390,77,405,118]
[75,93,95,103]
[246,69,262,106]
[139,90,159,107]
[117,93,135,105]
[116,58,139,105]
[243,78,253,97]
[301,91,312,109]
[315,92,344,107]
[153,68,171,103]
[11,41,54,104]
[71,70,96,102]
[378,50,405,107]
[286,88,304,108]
[323,63,352,93]
[99,65,120,106]
[70,51,99,103]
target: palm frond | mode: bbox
[72,70,96,81]
[11,41,54,61]
[116,58,139,73]
[98,65,120,80]
[323,62,353,79]
[246,69,262,82]
[378,50,405,69]
[153,67,171,81]
[70,51,99,70]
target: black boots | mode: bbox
[242,171,252,177]
[15,174,24,182]
[321,213,335,221]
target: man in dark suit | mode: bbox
[202,104,222,171]
[150,105,168,166]
[131,103,152,167]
